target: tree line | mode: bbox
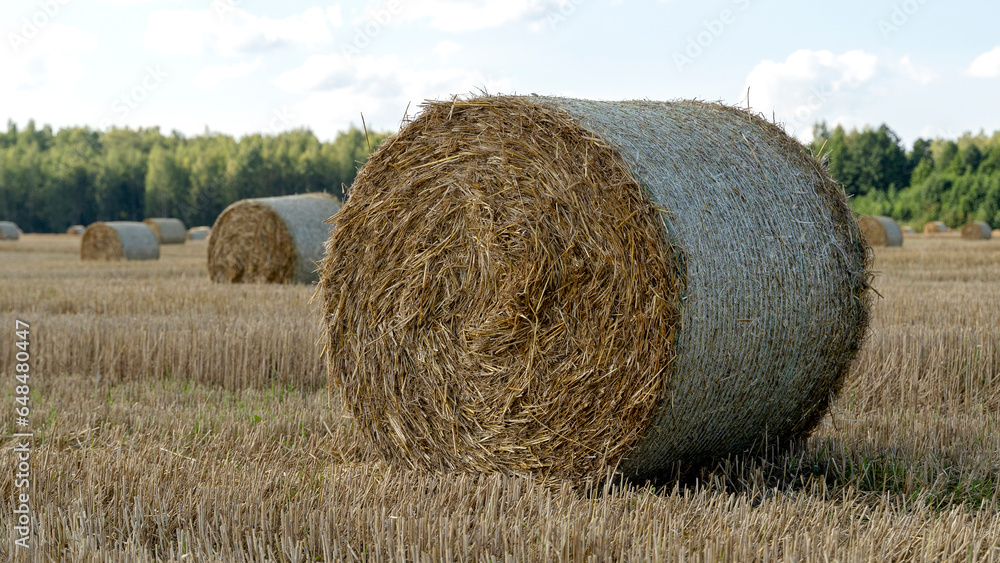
[810,122,1000,229]
[0,120,389,233]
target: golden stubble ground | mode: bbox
[0,232,998,562]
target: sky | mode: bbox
[1,0,998,146]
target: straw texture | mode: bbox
[0,221,20,240]
[923,221,947,234]
[81,222,160,261]
[67,225,85,235]
[208,193,341,284]
[188,226,211,241]
[858,216,903,247]
[143,218,187,244]
[961,221,992,240]
[319,95,872,484]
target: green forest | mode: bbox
[0,120,389,233]
[810,122,1000,229]
[1,118,998,233]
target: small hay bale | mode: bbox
[0,221,20,240]
[208,193,341,284]
[923,221,948,234]
[81,222,160,260]
[858,215,903,247]
[993,229,1000,238]
[143,218,187,244]
[902,226,914,235]
[319,95,873,484]
[67,225,85,235]
[961,220,992,240]
[187,226,211,241]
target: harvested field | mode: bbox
[1,234,999,561]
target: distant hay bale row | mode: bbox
[81,222,160,261]
[858,215,903,247]
[923,221,948,234]
[187,226,211,241]
[208,193,341,284]
[143,218,186,244]
[0,221,20,240]
[961,220,992,240]
[67,225,85,235]
[318,95,872,484]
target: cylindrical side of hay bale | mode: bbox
[923,221,948,234]
[319,96,872,484]
[961,220,992,240]
[208,193,341,284]
[858,215,903,247]
[67,225,85,235]
[143,218,187,244]
[81,222,160,260]
[0,221,20,240]
[187,226,211,241]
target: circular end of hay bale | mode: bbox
[923,221,947,234]
[961,220,992,240]
[81,222,160,260]
[858,216,903,247]
[207,193,340,284]
[143,218,187,244]
[320,96,872,483]
[0,221,21,240]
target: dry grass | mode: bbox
[1,234,1000,561]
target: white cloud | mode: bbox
[967,46,1000,78]
[273,53,513,138]
[391,0,568,32]
[192,58,262,88]
[433,40,463,57]
[743,50,940,142]
[1,24,98,92]
[143,6,341,56]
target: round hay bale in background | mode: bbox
[923,221,948,234]
[858,215,903,247]
[208,193,341,284]
[993,229,1000,238]
[143,218,187,244]
[187,226,211,241]
[319,96,872,484]
[81,222,160,260]
[961,220,992,240]
[67,225,85,235]
[902,226,914,235]
[0,221,20,240]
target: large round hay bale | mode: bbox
[81,222,160,260]
[318,96,873,484]
[143,218,186,244]
[187,226,211,241]
[67,225,85,235]
[208,193,341,284]
[923,221,947,234]
[0,221,20,240]
[857,215,903,247]
[961,220,992,240]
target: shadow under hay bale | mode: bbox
[143,218,187,244]
[858,215,903,247]
[81,222,160,261]
[208,193,341,284]
[67,225,85,235]
[187,226,211,241]
[0,221,20,240]
[319,95,873,484]
[923,221,948,234]
[961,220,992,240]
